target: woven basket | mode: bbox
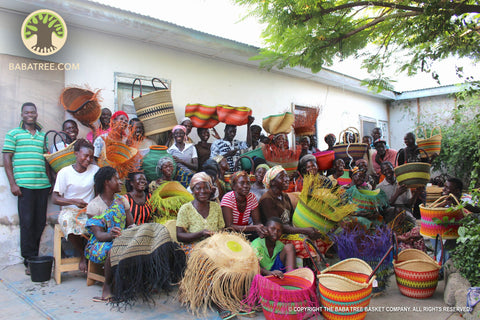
[262,112,294,135]
[333,127,368,162]
[132,78,178,136]
[239,148,264,171]
[60,87,102,125]
[185,103,219,128]
[426,185,443,205]
[313,150,335,171]
[416,126,442,158]
[246,268,318,320]
[217,105,252,126]
[393,235,442,299]
[43,130,77,173]
[394,162,431,188]
[419,194,463,239]
[141,145,176,182]
[266,160,298,175]
[292,199,337,234]
[318,259,375,320]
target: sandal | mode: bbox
[237,310,256,318]
[92,296,113,303]
[217,310,237,320]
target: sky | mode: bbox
[93,0,478,92]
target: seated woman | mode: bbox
[328,159,351,188]
[259,166,330,259]
[250,163,269,201]
[176,172,225,255]
[52,139,99,272]
[213,155,231,196]
[149,156,175,193]
[85,166,134,301]
[251,217,296,278]
[295,154,332,191]
[167,125,198,188]
[221,171,267,240]
[125,171,153,225]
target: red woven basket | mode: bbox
[313,150,335,171]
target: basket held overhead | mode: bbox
[416,126,442,158]
[60,87,102,125]
[185,104,219,128]
[333,127,368,162]
[262,112,294,135]
[132,78,178,136]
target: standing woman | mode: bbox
[176,172,225,255]
[87,108,111,143]
[221,171,266,239]
[52,139,99,272]
[85,166,134,301]
[167,125,198,188]
[125,172,153,225]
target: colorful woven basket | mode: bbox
[416,126,442,158]
[239,148,264,170]
[141,145,176,182]
[245,268,318,320]
[313,150,335,171]
[292,199,337,234]
[132,78,178,136]
[60,87,102,125]
[393,235,442,299]
[419,194,463,239]
[216,105,252,126]
[293,107,320,136]
[426,185,443,205]
[394,162,431,188]
[346,186,388,214]
[318,259,375,320]
[185,103,219,128]
[43,130,77,173]
[333,127,368,162]
[262,112,294,135]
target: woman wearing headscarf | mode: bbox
[295,154,332,192]
[149,156,175,193]
[166,117,194,146]
[259,166,330,259]
[93,110,129,161]
[221,171,267,239]
[176,172,225,255]
[167,125,198,188]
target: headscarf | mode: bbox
[172,125,187,134]
[263,165,286,189]
[190,172,212,190]
[255,164,270,172]
[373,138,386,147]
[351,166,361,176]
[111,110,129,121]
[273,133,287,142]
[299,154,316,170]
[230,171,249,187]
[156,157,174,177]
[180,117,191,124]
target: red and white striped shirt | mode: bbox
[220,191,258,226]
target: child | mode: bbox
[251,217,296,278]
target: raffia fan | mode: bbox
[293,107,321,136]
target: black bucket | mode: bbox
[28,256,54,282]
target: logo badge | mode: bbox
[21,9,67,56]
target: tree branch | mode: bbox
[320,1,424,14]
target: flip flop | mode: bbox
[217,310,237,320]
[92,296,112,303]
[237,310,256,318]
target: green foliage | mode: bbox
[431,90,480,188]
[235,0,480,90]
[452,208,480,286]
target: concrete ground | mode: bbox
[0,261,461,320]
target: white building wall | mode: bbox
[0,8,387,264]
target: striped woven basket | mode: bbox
[318,259,375,320]
[393,235,442,299]
[419,194,463,239]
[292,199,337,234]
[43,130,77,173]
[394,162,431,188]
[217,105,252,126]
[185,103,219,128]
[333,127,368,162]
[245,268,318,320]
[416,126,442,158]
[132,78,178,136]
[426,185,443,205]
[262,112,294,135]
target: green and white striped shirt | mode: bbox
[2,122,51,189]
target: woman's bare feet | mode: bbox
[79,256,87,273]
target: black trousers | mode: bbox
[18,187,50,266]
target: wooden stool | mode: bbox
[86,260,105,286]
[54,224,81,284]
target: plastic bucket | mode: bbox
[28,256,54,282]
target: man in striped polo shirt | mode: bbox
[3,102,51,274]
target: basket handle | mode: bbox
[152,78,168,90]
[131,78,142,99]
[44,130,68,153]
[429,193,460,208]
[417,147,430,163]
[303,238,329,275]
[430,126,442,138]
[345,127,360,143]
[434,233,444,266]
[415,125,427,139]
[368,245,393,281]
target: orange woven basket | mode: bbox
[419,194,463,239]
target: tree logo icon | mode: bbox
[21,9,67,56]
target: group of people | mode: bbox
[4,102,474,318]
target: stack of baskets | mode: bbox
[393,235,442,299]
[419,194,464,239]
